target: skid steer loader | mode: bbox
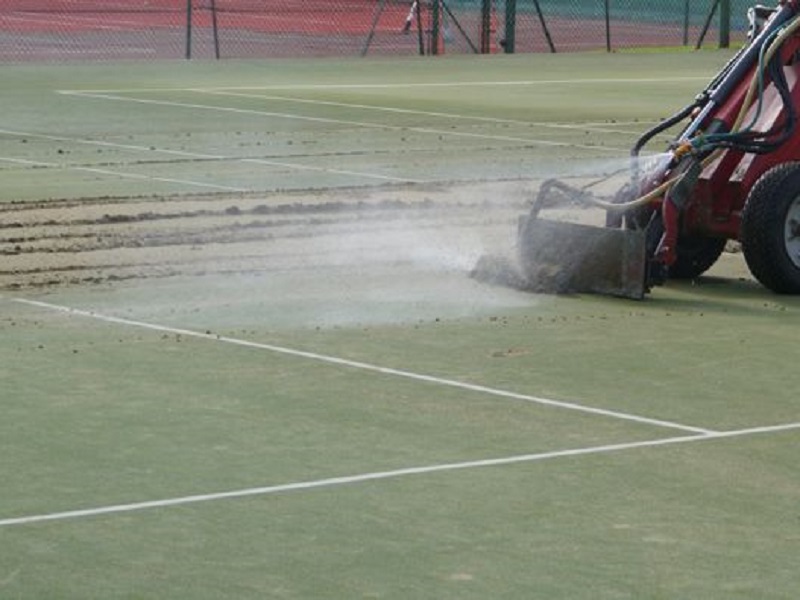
[488,1,800,299]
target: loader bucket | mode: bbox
[517,214,649,299]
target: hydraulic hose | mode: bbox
[583,9,800,214]
[631,102,700,160]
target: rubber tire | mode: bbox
[741,161,800,294]
[642,211,726,280]
[667,235,727,280]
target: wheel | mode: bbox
[741,162,800,294]
[668,235,727,279]
[641,210,726,280]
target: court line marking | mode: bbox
[1,422,798,528]
[58,91,630,154]
[0,128,420,184]
[193,88,651,137]
[58,87,663,130]
[57,77,711,94]
[0,155,246,192]
[60,87,662,129]
[11,297,714,435]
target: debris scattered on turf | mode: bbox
[468,253,530,291]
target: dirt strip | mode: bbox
[0,180,532,290]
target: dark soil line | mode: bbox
[1,214,513,256]
[0,179,531,212]
[0,199,521,230]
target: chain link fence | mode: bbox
[0,0,756,61]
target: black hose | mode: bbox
[714,46,796,154]
[631,101,700,159]
[632,7,796,160]
[630,38,753,160]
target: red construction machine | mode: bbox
[506,1,800,299]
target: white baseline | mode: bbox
[0,128,419,185]
[193,88,650,137]
[59,91,630,154]
[13,297,713,435]
[1,423,798,528]
[57,77,711,94]
[0,155,246,192]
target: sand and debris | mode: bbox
[0,181,531,291]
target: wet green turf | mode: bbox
[2,51,800,598]
[1,51,733,201]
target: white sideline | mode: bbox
[57,77,711,94]
[193,89,647,136]
[0,128,420,185]
[1,423,799,528]
[12,298,715,435]
[58,91,629,154]
[0,155,246,192]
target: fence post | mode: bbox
[185,0,192,59]
[415,0,425,55]
[683,0,690,46]
[211,0,220,59]
[431,0,440,54]
[532,0,555,52]
[719,0,731,48]
[695,0,719,49]
[504,0,516,53]
[481,0,491,53]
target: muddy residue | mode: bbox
[0,181,529,290]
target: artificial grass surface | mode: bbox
[3,50,800,598]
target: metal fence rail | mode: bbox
[0,0,754,61]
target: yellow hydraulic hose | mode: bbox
[580,13,800,214]
[733,14,800,132]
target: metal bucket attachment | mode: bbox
[517,214,648,299]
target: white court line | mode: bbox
[2,423,798,528]
[194,88,647,137]
[0,156,245,192]
[0,128,420,185]
[11,297,714,435]
[57,77,711,94]
[59,91,630,154]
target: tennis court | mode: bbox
[2,51,799,598]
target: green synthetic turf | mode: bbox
[0,51,732,201]
[2,51,800,599]
[2,274,800,599]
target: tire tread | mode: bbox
[741,161,800,294]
